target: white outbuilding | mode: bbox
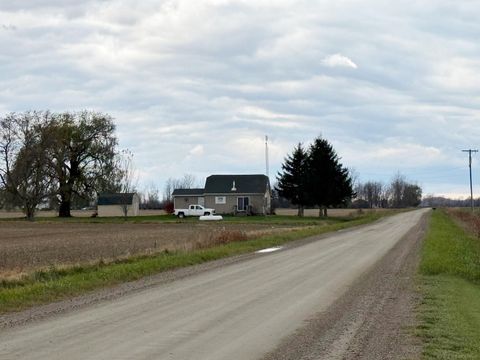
[97,193,140,217]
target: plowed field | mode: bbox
[0,222,295,277]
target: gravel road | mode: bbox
[0,209,429,360]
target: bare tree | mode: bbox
[143,183,161,209]
[163,178,176,202]
[362,181,384,208]
[163,174,198,202]
[348,167,360,194]
[181,174,197,188]
[389,173,406,208]
[116,149,138,218]
[387,173,422,208]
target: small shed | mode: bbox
[97,193,140,217]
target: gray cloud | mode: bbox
[1,0,479,197]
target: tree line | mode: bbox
[421,196,480,208]
[0,111,128,219]
[137,174,199,210]
[353,173,422,209]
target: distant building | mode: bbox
[97,193,140,217]
[173,174,271,215]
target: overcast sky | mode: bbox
[1,1,479,198]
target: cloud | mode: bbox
[189,145,204,156]
[321,53,358,69]
[0,0,479,198]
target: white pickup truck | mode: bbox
[174,204,216,218]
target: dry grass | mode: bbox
[275,208,389,217]
[445,208,480,239]
[0,221,297,279]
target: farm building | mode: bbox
[97,193,140,217]
[173,174,271,215]
[172,188,205,209]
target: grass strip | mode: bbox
[0,211,395,226]
[418,210,480,359]
[0,211,393,314]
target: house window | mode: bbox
[237,197,249,211]
[215,196,226,204]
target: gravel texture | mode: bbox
[262,212,428,360]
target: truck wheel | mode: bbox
[178,212,185,218]
[204,212,210,216]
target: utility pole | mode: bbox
[462,149,478,212]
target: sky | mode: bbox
[1,0,479,199]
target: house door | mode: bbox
[198,197,205,206]
[237,197,249,211]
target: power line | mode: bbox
[462,149,478,212]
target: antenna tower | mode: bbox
[265,135,269,180]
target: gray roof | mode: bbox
[204,174,270,194]
[97,193,136,206]
[172,188,205,196]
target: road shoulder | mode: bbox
[262,212,429,360]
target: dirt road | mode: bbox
[0,209,429,360]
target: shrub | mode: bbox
[164,201,174,214]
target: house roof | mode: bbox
[97,193,136,206]
[172,188,205,196]
[204,174,270,194]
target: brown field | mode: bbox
[0,207,384,279]
[0,221,297,278]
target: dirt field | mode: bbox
[0,221,296,278]
[0,208,383,278]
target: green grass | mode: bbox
[418,210,480,359]
[0,211,394,314]
[0,209,396,226]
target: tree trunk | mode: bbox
[59,198,72,217]
[58,179,73,217]
[25,206,35,221]
[323,207,328,217]
[297,205,304,217]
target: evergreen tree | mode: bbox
[275,143,310,216]
[307,137,354,216]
